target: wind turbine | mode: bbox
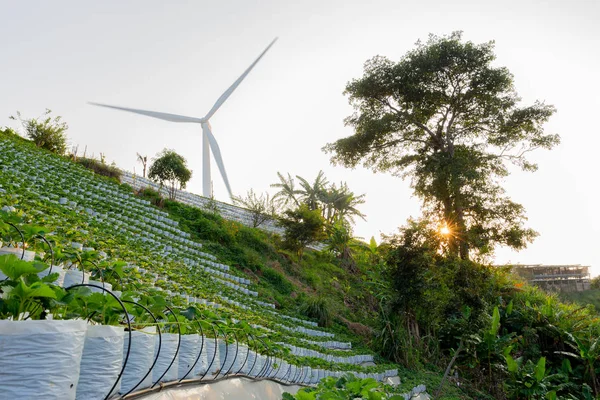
[90,38,277,199]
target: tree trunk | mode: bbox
[456,206,469,259]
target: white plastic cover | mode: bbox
[153,333,180,383]
[126,376,302,400]
[249,353,267,377]
[196,336,220,379]
[217,339,238,376]
[0,319,87,400]
[87,280,112,293]
[76,324,125,400]
[177,334,200,380]
[119,326,156,394]
[234,344,249,374]
[0,247,35,262]
[38,264,66,286]
[63,269,90,288]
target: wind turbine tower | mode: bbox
[90,38,278,199]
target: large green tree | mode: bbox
[148,149,192,200]
[324,32,559,259]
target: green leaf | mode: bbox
[505,354,518,373]
[0,254,39,280]
[506,299,513,315]
[561,358,572,373]
[535,357,546,382]
[545,391,557,400]
[295,390,316,400]
[369,236,377,253]
[28,282,57,299]
[367,391,385,400]
[489,306,500,335]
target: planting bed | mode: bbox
[0,132,402,399]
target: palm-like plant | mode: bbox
[271,172,300,210]
[332,183,366,225]
[136,153,148,178]
[296,170,329,211]
[320,182,366,225]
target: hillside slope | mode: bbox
[0,129,469,398]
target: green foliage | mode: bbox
[325,220,357,271]
[148,148,192,200]
[138,188,277,273]
[284,374,404,400]
[75,157,121,181]
[300,295,333,327]
[272,171,366,227]
[380,225,600,398]
[279,204,326,259]
[261,267,293,295]
[0,254,58,320]
[271,172,301,209]
[324,31,559,259]
[559,289,600,313]
[232,188,278,228]
[10,109,69,155]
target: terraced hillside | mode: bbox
[0,130,426,399]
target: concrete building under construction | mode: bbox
[510,264,591,292]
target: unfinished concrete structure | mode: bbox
[510,264,591,292]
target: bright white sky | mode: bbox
[1,0,599,274]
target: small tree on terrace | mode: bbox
[148,149,192,200]
[232,189,278,228]
[10,109,68,155]
[279,204,327,259]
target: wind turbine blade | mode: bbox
[204,38,278,120]
[89,102,202,123]
[202,123,233,198]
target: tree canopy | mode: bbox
[279,204,327,259]
[272,171,366,228]
[148,149,192,200]
[324,32,559,259]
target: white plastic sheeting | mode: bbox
[37,265,66,286]
[128,376,302,400]
[0,319,87,400]
[233,344,249,374]
[88,280,113,293]
[119,327,157,394]
[196,337,220,378]
[63,269,90,288]
[178,334,200,380]
[217,339,237,375]
[76,324,125,400]
[153,333,180,383]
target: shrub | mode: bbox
[10,109,69,155]
[75,157,121,181]
[278,204,326,259]
[262,267,293,295]
[300,295,332,327]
